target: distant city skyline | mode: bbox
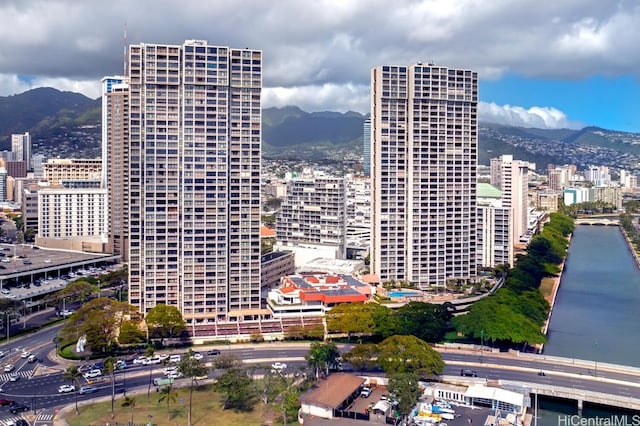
[0,1,639,132]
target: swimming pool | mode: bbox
[388,291,421,298]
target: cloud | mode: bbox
[479,102,584,129]
[0,0,636,128]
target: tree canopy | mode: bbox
[376,335,444,379]
[59,297,132,354]
[145,304,186,342]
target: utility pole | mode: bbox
[480,329,484,364]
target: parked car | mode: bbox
[206,349,221,356]
[360,386,372,398]
[191,352,203,360]
[169,354,182,363]
[78,385,98,395]
[58,384,76,393]
[9,402,29,414]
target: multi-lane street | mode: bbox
[1,329,640,425]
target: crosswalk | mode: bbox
[0,370,32,382]
[1,413,54,425]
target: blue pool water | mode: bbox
[388,291,421,298]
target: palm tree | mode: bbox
[121,395,136,426]
[157,384,177,421]
[104,356,116,418]
[145,346,155,401]
[178,349,208,426]
[63,365,82,415]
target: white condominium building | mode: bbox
[126,40,262,332]
[490,154,529,242]
[371,63,478,289]
[275,171,346,264]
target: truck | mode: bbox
[153,377,175,387]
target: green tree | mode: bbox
[178,349,209,426]
[63,365,82,415]
[214,365,258,411]
[59,297,131,354]
[341,343,377,371]
[157,384,177,421]
[377,335,444,379]
[304,341,341,379]
[393,302,452,342]
[49,280,98,310]
[453,296,547,346]
[388,372,422,420]
[145,304,186,344]
[325,302,390,339]
[121,395,136,425]
[118,320,146,344]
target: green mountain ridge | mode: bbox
[1,88,639,171]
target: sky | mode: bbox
[1,0,639,132]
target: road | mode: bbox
[1,331,640,424]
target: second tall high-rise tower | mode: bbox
[371,63,478,289]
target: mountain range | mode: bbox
[2,87,640,172]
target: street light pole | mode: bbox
[480,329,484,364]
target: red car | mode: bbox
[0,398,15,406]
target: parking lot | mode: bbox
[0,243,120,300]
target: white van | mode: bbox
[169,354,182,363]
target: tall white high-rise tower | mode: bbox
[126,40,262,333]
[371,63,478,289]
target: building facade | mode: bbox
[43,159,102,186]
[102,76,130,260]
[275,171,347,265]
[36,187,108,252]
[11,132,31,171]
[490,155,529,243]
[477,183,513,268]
[370,63,478,288]
[363,118,371,176]
[126,40,262,332]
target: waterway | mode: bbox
[537,225,640,424]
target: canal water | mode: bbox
[537,225,640,423]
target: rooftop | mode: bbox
[299,373,365,409]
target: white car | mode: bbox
[20,351,30,359]
[167,371,183,379]
[83,369,102,379]
[9,374,19,382]
[143,356,162,365]
[163,366,178,376]
[271,362,287,371]
[169,354,182,363]
[191,352,203,360]
[3,364,14,372]
[58,384,75,393]
[132,356,147,365]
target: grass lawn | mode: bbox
[64,385,270,426]
[539,277,556,300]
